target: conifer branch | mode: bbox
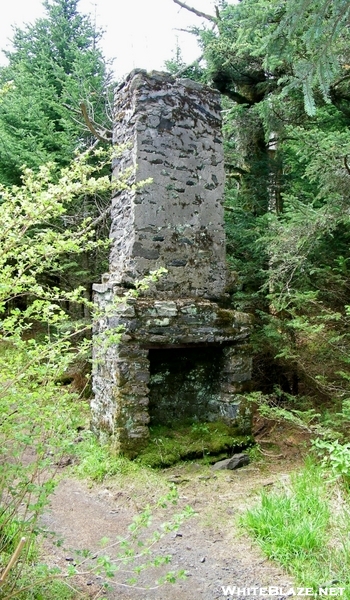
[173,55,204,77]
[172,0,217,24]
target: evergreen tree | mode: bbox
[180,0,350,411]
[0,0,113,186]
[0,0,115,309]
[164,40,205,81]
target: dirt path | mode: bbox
[41,424,305,599]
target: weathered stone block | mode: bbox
[211,453,250,471]
[154,301,177,317]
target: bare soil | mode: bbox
[40,419,309,600]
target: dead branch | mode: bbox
[173,0,217,24]
[87,206,112,229]
[80,102,112,144]
[62,102,81,114]
[174,27,198,33]
[74,139,99,160]
[344,155,350,175]
[0,538,26,584]
[173,54,204,77]
[331,73,350,89]
[258,448,284,458]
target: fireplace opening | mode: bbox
[148,346,225,427]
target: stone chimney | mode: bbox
[91,71,252,457]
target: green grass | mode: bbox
[73,432,147,481]
[7,575,76,600]
[240,459,350,595]
[72,432,172,504]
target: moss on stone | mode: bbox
[135,420,253,468]
[215,308,235,326]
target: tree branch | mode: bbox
[80,103,112,143]
[226,164,249,175]
[87,206,112,230]
[173,54,204,77]
[214,83,253,104]
[0,538,26,584]
[331,73,350,88]
[172,0,217,24]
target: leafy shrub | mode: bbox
[313,438,350,488]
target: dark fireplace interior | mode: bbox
[148,346,225,426]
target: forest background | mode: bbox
[2,0,349,421]
[1,0,350,597]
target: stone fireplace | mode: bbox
[91,70,252,457]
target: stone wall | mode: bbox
[91,293,252,456]
[92,71,252,458]
[109,70,226,298]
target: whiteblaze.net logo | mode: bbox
[221,587,346,597]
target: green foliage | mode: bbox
[0,149,153,597]
[184,0,350,416]
[241,460,350,592]
[245,391,321,431]
[201,0,350,115]
[270,0,350,114]
[0,150,113,318]
[0,0,113,186]
[164,41,205,82]
[0,149,116,597]
[0,0,115,307]
[313,439,350,488]
[3,573,76,600]
[73,433,146,482]
[259,113,350,400]
[241,461,330,562]
[0,343,87,598]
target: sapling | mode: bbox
[0,148,178,598]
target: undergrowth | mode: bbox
[240,459,350,595]
[73,433,144,482]
[0,340,89,599]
